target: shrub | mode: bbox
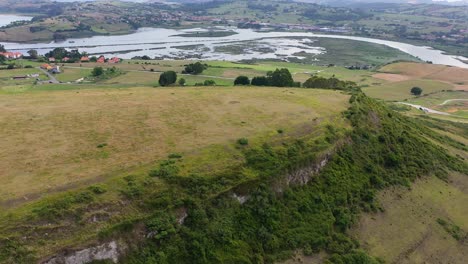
[96,143,107,148]
[250,69,295,87]
[178,78,186,86]
[88,185,107,194]
[159,71,177,86]
[149,160,179,180]
[24,65,33,68]
[267,68,294,87]
[146,212,177,241]
[303,76,356,90]
[234,76,250,85]
[203,79,216,86]
[183,62,206,75]
[410,86,423,96]
[168,153,183,159]
[91,66,104,77]
[251,76,268,86]
[237,138,249,146]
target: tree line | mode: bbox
[234,68,357,90]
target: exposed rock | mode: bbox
[232,193,250,204]
[43,241,120,264]
[177,211,188,225]
[286,154,330,186]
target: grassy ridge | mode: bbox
[117,92,466,263]
[0,90,465,263]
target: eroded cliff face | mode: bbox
[43,241,121,264]
[41,145,342,264]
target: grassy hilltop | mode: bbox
[0,59,467,263]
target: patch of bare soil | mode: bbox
[372,73,412,82]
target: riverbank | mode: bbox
[1,27,467,68]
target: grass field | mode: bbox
[55,68,92,83]
[0,86,349,205]
[47,60,380,88]
[352,173,468,263]
[363,79,453,101]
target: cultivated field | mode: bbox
[374,62,468,91]
[0,86,349,206]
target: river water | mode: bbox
[1,26,466,68]
[0,14,33,27]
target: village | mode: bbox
[0,48,122,84]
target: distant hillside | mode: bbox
[296,0,468,6]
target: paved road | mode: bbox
[38,68,59,84]
[439,99,468,106]
[398,102,451,116]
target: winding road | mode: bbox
[397,102,451,116]
[38,67,59,84]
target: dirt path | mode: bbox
[398,102,451,116]
[439,99,468,106]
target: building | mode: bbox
[49,57,56,62]
[109,57,120,63]
[80,56,90,62]
[62,57,70,62]
[97,56,105,63]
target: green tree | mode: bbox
[45,47,68,60]
[159,71,178,86]
[234,76,250,85]
[411,87,423,96]
[178,78,186,86]
[184,62,206,75]
[267,68,294,87]
[203,80,216,86]
[0,44,5,52]
[0,55,5,64]
[251,76,268,86]
[91,67,104,77]
[27,50,38,59]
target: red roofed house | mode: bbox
[80,56,90,62]
[0,52,23,59]
[62,57,70,62]
[49,57,56,62]
[109,57,120,64]
[97,56,105,63]
[41,64,53,70]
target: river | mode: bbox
[0,14,33,27]
[1,26,466,68]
